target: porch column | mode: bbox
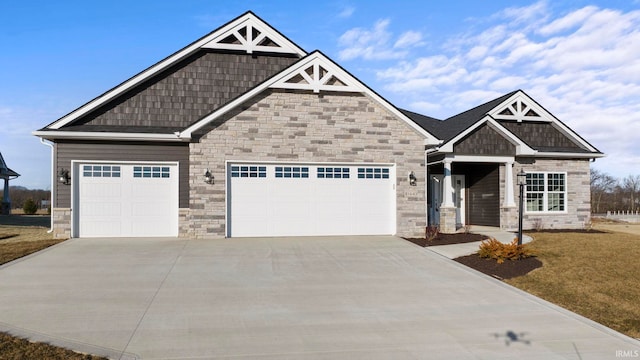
[504,161,516,207]
[442,159,454,207]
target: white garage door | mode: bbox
[75,163,178,237]
[227,163,395,237]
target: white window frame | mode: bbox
[524,171,567,213]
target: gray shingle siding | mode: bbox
[66,51,298,131]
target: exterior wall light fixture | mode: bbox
[204,169,214,184]
[408,171,417,186]
[58,168,71,185]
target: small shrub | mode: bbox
[463,224,472,234]
[478,238,535,264]
[22,198,38,215]
[533,218,544,231]
[425,226,439,242]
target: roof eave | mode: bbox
[528,151,605,159]
[32,130,190,142]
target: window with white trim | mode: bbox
[525,172,566,212]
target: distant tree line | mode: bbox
[591,168,640,214]
[0,186,51,209]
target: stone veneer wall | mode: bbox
[178,208,190,238]
[189,89,428,238]
[52,208,71,239]
[503,158,591,230]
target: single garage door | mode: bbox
[227,163,395,237]
[75,163,179,237]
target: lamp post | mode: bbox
[517,169,527,246]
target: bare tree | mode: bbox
[622,175,640,212]
[590,169,618,213]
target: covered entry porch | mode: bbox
[428,155,517,234]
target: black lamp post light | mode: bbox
[517,169,527,246]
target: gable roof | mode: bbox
[34,12,440,145]
[180,50,441,144]
[38,11,306,133]
[404,90,603,156]
[438,91,518,142]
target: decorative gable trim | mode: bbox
[489,92,549,122]
[488,90,600,153]
[439,116,536,156]
[180,51,440,145]
[43,11,306,131]
[270,56,363,93]
[201,13,305,55]
[270,55,361,93]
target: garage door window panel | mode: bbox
[276,166,308,178]
[358,167,389,179]
[83,165,121,178]
[318,167,349,179]
[231,165,266,178]
[133,166,170,179]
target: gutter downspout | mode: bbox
[39,138,54,233]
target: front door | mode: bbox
[430,175,465,227]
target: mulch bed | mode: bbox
[403,233,487,247]
[454,255,542,279]
[403,233,542,279]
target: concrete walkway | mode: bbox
[0,236,637,359]
[428,226,533,259]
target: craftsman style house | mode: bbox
[34,11,603,239]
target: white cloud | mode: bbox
[538,5,599,35]
[338,6,355,19]
[394,31,423,49]
[338,19,423,61]
[356,1,640,178]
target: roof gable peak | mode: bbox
[488,90,550,123]
[202,11,306,56]
[270,51,361,93]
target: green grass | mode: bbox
[506,230,640,339]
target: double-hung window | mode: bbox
[525,172,566,212]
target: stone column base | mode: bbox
[439,207,457,234]
[52,208,72,239]
[500,206,518,232]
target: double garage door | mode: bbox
[74,163,179,237]
[227,163,396,237]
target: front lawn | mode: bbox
[506,230,640,339]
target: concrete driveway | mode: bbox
[0,236,637,359]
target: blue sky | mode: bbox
[1,0,639,189]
